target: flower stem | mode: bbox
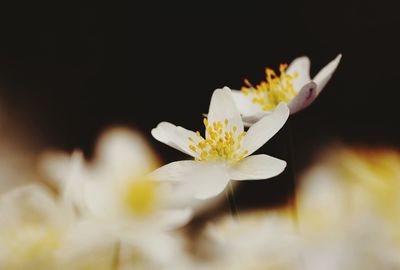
[287,119,298,226]
[225,181,240,221]
[112,241,121,270]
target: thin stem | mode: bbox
[225,181,240,221]
[112,241,121,270]
[287,119,298,226]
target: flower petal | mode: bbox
[207,87,244,136]
[0,184,64,226]
[242,112,269,127]
[151,122,201,158]
[288,81,318,114]
[95,128,159,175]
[152,160,230,199]
[286,56,311,93]
[229,154,286,180]
[241,103,289,156]
[156,208,193,229]
[313,54,342,94]
[231,89,264,118]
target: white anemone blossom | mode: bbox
[0,184,116,270]
[0,184,70,269]
[194,210,300,270]
[231,54,342,125]
[296,151,400,270]
[41,128,193,267]
[151,87,289,199]
[0,184,130,270]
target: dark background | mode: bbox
[0,2,398,208]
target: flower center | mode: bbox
[124,178,159,217]
[188,118,248,162]
[241,64,298,111]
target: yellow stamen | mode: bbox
[188,118,248,162]
[241,64,298,111]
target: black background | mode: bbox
[0,2,398,208]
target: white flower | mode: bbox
[231,54,342,125]
[41,127,193,267]
[43,128,192,229]
[0,183,118,270]
[0,184,73,269]
[151,87,288,199]
[195,210,300,270]
[296,147,400,270]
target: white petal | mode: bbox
[0,184,63,227]
[151,122,201,158]
[313,54,342,94]
[231,89,264,117]
[95,127,158,175]
[155,208,193,229]
[39,150,75,188]
[242,112,269,127]
[286,56,311,93]
[288,81,318,114]
[229,154,286,180]
[152,160,230,199]
[207,87,244,136]
[241,103,289,156]
[123,231,183,264]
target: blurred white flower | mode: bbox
[296,147,400,270]
[0,184,116,270]
[231,54,341,125]
[43,128,192,228]
[41,127,193,268]
[152,87,288,199]
[0,184,69,269]
[194,210,299,270]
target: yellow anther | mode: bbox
[203,118,208,127]
[187,117,248,162]
[242,63,297,111]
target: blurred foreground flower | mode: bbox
[0,184,69,269]
[297,146,400,269]
[152,87,288,199]
[194,210,299,270]
[0,184,115,270]
[41,128,193,268]
[231,54,341,125]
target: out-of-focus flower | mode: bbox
[298,147,400,232]
[0,184,68,269]
[41,127,192,268]
[333,148,400,224]
[0,184,116,270]
[152,87,288,199]
[296,146,400,270]
[194,210,299,270]
[231,54,341,125]
[43,128,192,228]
